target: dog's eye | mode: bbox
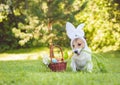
[78,43,81,46]
[73,45,75,47]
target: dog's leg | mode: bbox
[71,59,77,72]
[86,61,93,73]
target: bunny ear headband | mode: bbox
[66,22,85,40]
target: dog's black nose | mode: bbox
[74,50,78,54]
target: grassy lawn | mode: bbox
[0,48,120,85]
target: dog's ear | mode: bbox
[76,23,85,30]
[76,23,85,37]
[66,22,75,39]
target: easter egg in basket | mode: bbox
[48,45,67,72]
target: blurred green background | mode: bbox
[0,0,120,52]
[0,1,120,85]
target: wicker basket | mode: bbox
[48,45,67,72]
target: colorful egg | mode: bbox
[52,58,58,63]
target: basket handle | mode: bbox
[50,44,64,62]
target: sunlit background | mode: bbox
[0,0,120,60]
[0,1,120,85]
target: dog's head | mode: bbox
[72,38,85,55]
[66,22,87,55]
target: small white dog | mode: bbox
[66,22,93,72]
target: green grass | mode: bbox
[0,48,120,85]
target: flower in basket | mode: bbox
[42,54,50,65]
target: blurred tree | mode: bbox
[0,0,27,52]
[75,0,120,52]
[0,0,120,52]
[12,0,88,47]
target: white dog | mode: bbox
[66,22,93,72]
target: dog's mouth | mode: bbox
[73,48,83,55]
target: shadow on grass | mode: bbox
[1,47,71,54]
[2,47,49,54]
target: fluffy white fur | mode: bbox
[66,22,93,72]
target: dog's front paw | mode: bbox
[71,60,77,72]
[86,61,93,73]
[72,68,77,72]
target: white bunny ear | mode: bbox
[76,23,85,30]
[75,23,85,37]
[66,22,76,39]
